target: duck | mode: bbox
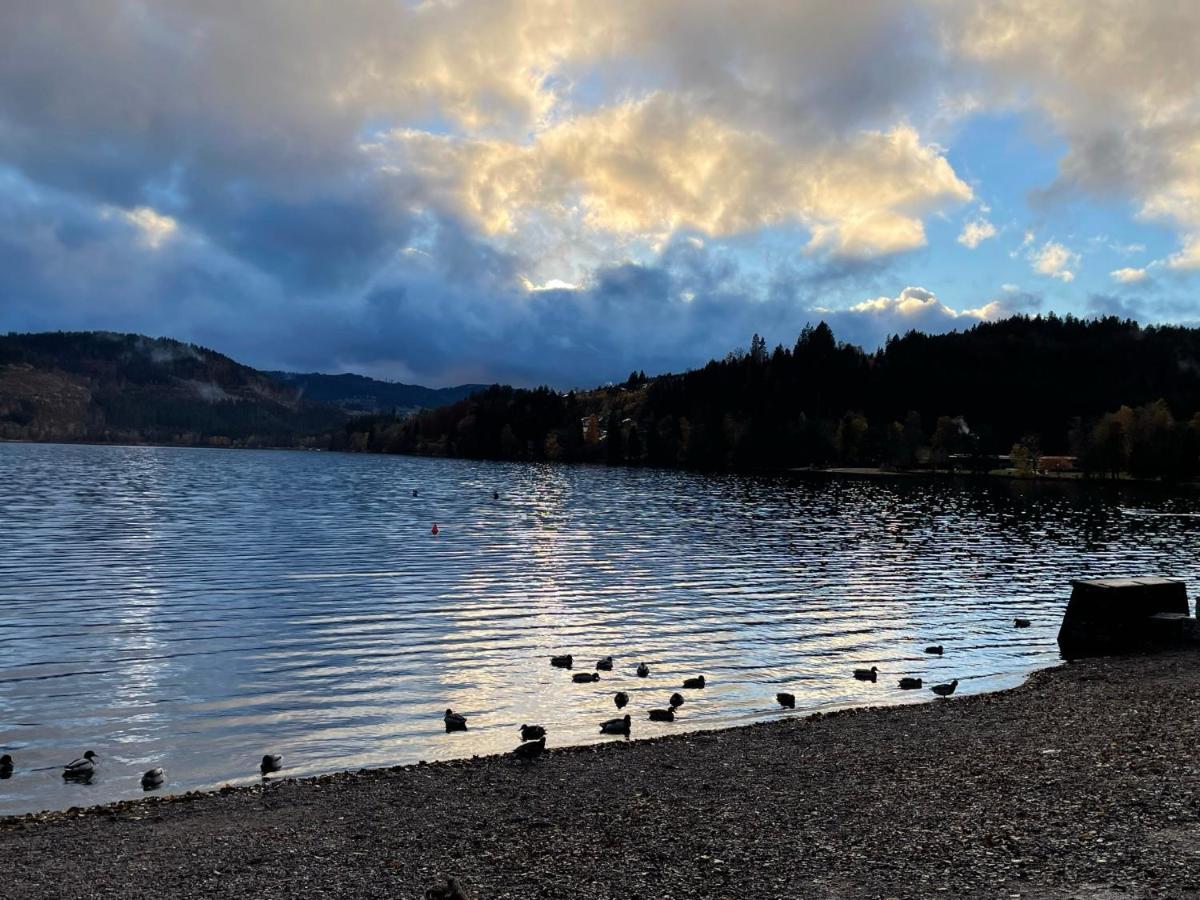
[898,677,923,690]
[924,645,944,655]
[776,692,796,709]
[669,692,685,709]
[682,675,706,689]
[412,489,419,497]
[550,654,574,669]
[600,714,632,735]
[0,754,13,778]
[425,875,472,900]
[614,692,629,709]
[931,679,959,698]
[141,767,165,791]
[520,724,546,741]
[63,751,98,781]
[1014,618,1031,628]
[572,672,600,683]
[513,737,546,760]
[444,709,468,731]
[636,663,650,678]
[492,491,500,501]
[648,708,676,722]
[260,753,283,775]
[595,656,614,671]
[853,666,879,682]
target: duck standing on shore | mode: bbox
[260,754,283,775]
[898,678,923,690]
[853,666,878,682]
[636,663,650,678]
[513,737,545,761]
[550,654,573,669]
[614,692,629,709]
[682,675,706,689]
[777,692,796,709]
[931,679,959,698]
[63,751,98,781]
[0,754,12,778]
[572,672,600,683]
[520,724,546,741]
[600,714,632,735]
[444,709,468,731]
[141,767,165,791]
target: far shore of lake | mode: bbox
[4,650,1199,899]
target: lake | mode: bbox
[2,442,1198,816]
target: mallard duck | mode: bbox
[898,677,923,690]
[260,753,283,775]
[141,767,165,790]
[513,737,546,760]
[669,692,685,709]
[931,679,959,698]
[63,751,98,780]
[682,675,706,689]
[444,709,468,731]
[550,654,573,669]
[595,656,614,671]
[636,663,650,678]
[572,671,600,683]
[776,692,796,709]
[520,724,546,741]
[614,692,629,709]
[0,754,13,778]
[600,714,632,735]
[648,708,676,722]
[1014,618,1031,628]
[853,666,878,682]
[924,645,944,655]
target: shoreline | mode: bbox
[5,651,1200,898]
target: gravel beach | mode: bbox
[4,651,1200,900]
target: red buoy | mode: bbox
[431,523,439,535]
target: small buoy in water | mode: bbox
[431,523,439,535]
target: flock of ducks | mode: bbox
[0,617,1035,791]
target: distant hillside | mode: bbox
[0,332,344,447]
[267,371,485,414]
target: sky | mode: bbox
[1,1,1199,388]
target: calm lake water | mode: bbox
[2,442,1199,815]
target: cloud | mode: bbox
[957,218,997,249]
[1110,266,1148,283]
[1029,241,1079,282]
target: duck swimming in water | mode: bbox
[1014,618,1031,628]
[600,714,632,735]
[924,645,944,656]
[776,692,796,709]
[931,679,959,698]
[669,692,684,709]
[63,751,98,781]
[444,709,468,731]
[141,767,165,791]
[898,678,923,690]
[682,675,706,689]
[572,672,600,683]
[853,666,878,682]
[614,692,629,709]
[520,724,546,741]
[636,663,650,678]
[0,754,12,778]
[550,654,574,669]
[648,708,676,722]
[595,656,614,671]
[260,754,283,775]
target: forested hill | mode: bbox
[0,332,344,447]
[267,371,485,415]
[335,316,1200,479]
